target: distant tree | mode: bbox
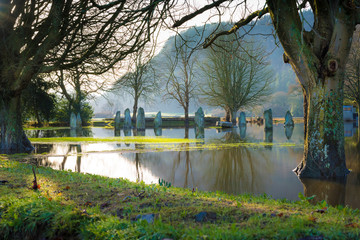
[22,77,56,126]
[113,51,158,123]
[163,35,198,128]
[55,67,104,125]
[53,98,93,125]
[200,37,273,124]
[0,1,172,153]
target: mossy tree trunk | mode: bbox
[267,1,356,179]
[0,94,33,153]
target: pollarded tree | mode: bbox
[200,37,273,124]
[0,1,173,153]
[113,51,158,123]
[172,0,360,179]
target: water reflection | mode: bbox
[240,126,246,139]
[29,123,360,209]
[285,126,294,140]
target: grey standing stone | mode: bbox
[284,110,295,127]
[76,113,82,128]
[264,109,273,130]
[136,107,145,130]
[154,111,162,128]
[239,112,246,126]
[194,107,205,139]
[114,111,121,130]
[123,108,132,129]
[70,112,77,129]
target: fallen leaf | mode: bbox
[277,213,284,217]
[48,197,52,201]
[65,186,70,190]
[308,216,317,222]
[58,192,62,196]
[345,223,359,228]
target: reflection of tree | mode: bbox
[300,178,345,206]
[206,147,273,194]
[135,153,143,182]
[171,143,194,188]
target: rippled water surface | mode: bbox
[26,122,360,209]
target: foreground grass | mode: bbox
[1,157,359,240]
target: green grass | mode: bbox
[1,156,360,239]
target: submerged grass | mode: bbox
[1,156,360,239]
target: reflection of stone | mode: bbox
[300,178,346,206]
[240,126,246,139]
[284,111,294,127]
[136,107,145,130]
[285,126,294,140]
[124,108,132,129]
[136,130,145,136]
[264,129,273,150]
[154,127,162,136]
[194,107,205,139]
[115,111,121,130]
[264,109,273,130]
[239,112,246,126]
[154,111,162,128]
[76,113,82,128]
[70,112,77,129]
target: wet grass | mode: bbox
[1,156,360,239]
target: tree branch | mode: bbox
[172,0,229,28]
[203,7,269,48]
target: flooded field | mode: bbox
[25,123,360,208]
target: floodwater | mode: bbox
[26,122,360,209]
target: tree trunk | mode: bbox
[294,81,349,179]
[184,104,189,128]
[132,98,138,124]
[357,102,360,145]
[225,109,230,122]
[231,110,237,125]
[0,94,33,153]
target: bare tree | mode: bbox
[163,35,198,128]
[0,0,173,153]
[171,0,360,179]
[113,51,158,123]
[200,37,273,124]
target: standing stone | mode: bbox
[264,109,273,130]
[154,111,162,128]
[284,110,295,127]
[136,107,145,131]
[240,126,246,139]
[123,108,132,129]
[114,111,121,130]
[239,112,246,126]
[194,107,205,139]
[70,112,77,129]
[76,113,82,128]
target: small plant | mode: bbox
[158,178,171,188]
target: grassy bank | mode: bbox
[1,156,359,240]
